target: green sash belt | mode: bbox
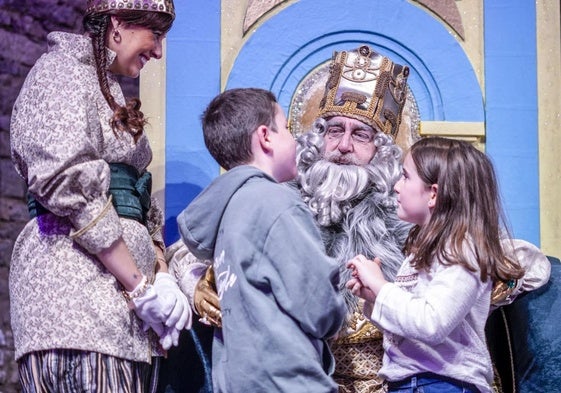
[27,163,152,225]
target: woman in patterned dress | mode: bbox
[9,1,190,392]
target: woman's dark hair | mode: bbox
[83,10,174,141]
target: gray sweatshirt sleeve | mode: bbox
[260,205,346,339]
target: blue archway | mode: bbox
[226,0,484,123]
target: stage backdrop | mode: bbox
[140,0,561,257]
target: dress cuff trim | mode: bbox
[70,195,113,239]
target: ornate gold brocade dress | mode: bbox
[332,301,386,393]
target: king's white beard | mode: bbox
[297,154,411,313]
[299,159,374,227]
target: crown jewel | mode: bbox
[85,0,175,18]
[318,45,409,138]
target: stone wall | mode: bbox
[0,1,138,391]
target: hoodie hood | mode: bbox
[177,165,272,260]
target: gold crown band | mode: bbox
[318,45,409,138]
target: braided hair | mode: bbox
[83,10,173,141]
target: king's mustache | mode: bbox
[323,150,362,166]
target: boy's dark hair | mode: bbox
[201,88,278,170]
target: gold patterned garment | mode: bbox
[331,305,386,393]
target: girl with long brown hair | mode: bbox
[346,137,525,393]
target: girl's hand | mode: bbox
[346,276,377,303]
[347,255,388,297]
[346,276,362,295]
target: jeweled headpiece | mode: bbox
[85,0,175,18]
[318,45,409,138]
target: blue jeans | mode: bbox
[387,372,480,393]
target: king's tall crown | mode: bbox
[318,45,409,138]
[86,0,175,18]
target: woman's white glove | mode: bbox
[152,272,192,331]
[159,325,181,350]
[127,273,192,349]
[139,317,181,351]
[127,276,169,325]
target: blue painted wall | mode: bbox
[484,1,539,244]
[165,0,220,243]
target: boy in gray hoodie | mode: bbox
[177,88,346,392]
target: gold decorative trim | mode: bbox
[140,39,167,215]
[70,195,114,239]
[420,121,485,149]
[537,0,561,257]
[335,313,383,345]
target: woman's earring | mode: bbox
[113,30,121,43]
